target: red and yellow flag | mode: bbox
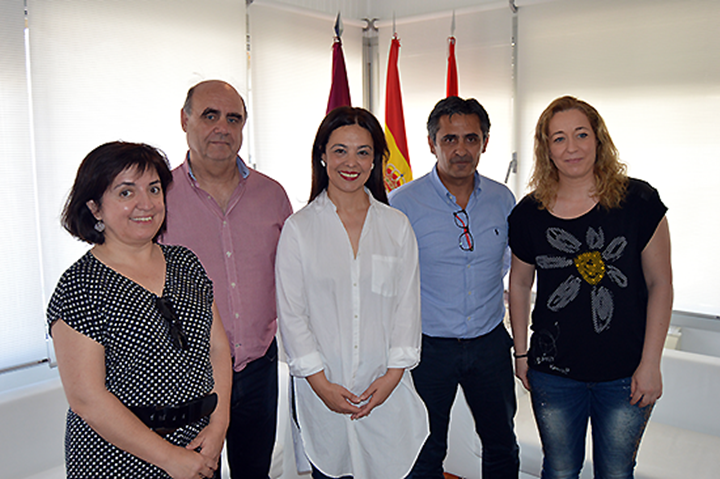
[384,35,412,192]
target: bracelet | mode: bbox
[513,352,528,359]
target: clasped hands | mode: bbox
[306,368,404,420]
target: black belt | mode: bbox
[129,392,218,435]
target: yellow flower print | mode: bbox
[536,226,628,333]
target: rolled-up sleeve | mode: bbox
[276,219,324,378]
[388,220,422,370]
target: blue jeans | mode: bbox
[226,338,278,479]
[528,369,653,479]
[410,323,520,479]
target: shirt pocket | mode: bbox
[477,223,509,251]
[372,255,401,297]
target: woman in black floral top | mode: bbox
[508,97,672,479]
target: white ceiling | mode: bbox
[250,0,513,21]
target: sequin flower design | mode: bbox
[537,226,628,333]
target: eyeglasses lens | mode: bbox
[155,297,189,350]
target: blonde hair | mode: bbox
[530,96,628,210]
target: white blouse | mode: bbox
[276,190,429,479]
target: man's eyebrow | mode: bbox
[227,112,244,121]
[201,108,220,117]
[442,134,458,140]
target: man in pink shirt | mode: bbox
[163,80,292,478]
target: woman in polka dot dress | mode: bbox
[48,142,232,479]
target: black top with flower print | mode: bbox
[47,245,215,478]
[509,179,667,382]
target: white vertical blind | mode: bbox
[248,2,365,212]
[0,0,48,371]
[0,0,246,373]
[515,0,720,315]
[28,0,248,314]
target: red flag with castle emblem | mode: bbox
[383,34,412,191]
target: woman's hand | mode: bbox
[163,446,218,479]
[352,368,404,420]
[630,361,662,407]
[306,370,362,415]
[514,357,531,391]
[185,421,225,468]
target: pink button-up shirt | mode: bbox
[163,156,292,371]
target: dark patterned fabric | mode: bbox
[508,179,667,382]
[48,245,215,478]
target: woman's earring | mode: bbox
[320,160,326,168]
[94,220,105,233]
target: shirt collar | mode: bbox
[429,164,482,207]
[183,151,250,182]
[315,187,378,212]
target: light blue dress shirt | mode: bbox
[389,166,515,338]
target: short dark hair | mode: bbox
[183,80,248,120]
[62,142,173,244]
[427,96,491,143]
[309,106,389,205]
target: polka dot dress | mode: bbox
[48,245,216,478]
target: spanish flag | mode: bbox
[383,34,412,192]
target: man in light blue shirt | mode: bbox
[389,97,519,478]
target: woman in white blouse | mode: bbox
[276,107,429,479]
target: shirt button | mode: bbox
[468,291,472,295]
[467,316,471,321]
[235,313,239,319]
[235,343,241,348]
[231,282,236,288]
[223,221,227,226]
[226,251,232,258]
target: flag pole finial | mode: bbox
[334,12,344,38]
[451,10,456,37]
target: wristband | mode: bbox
[513,352,528,359]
